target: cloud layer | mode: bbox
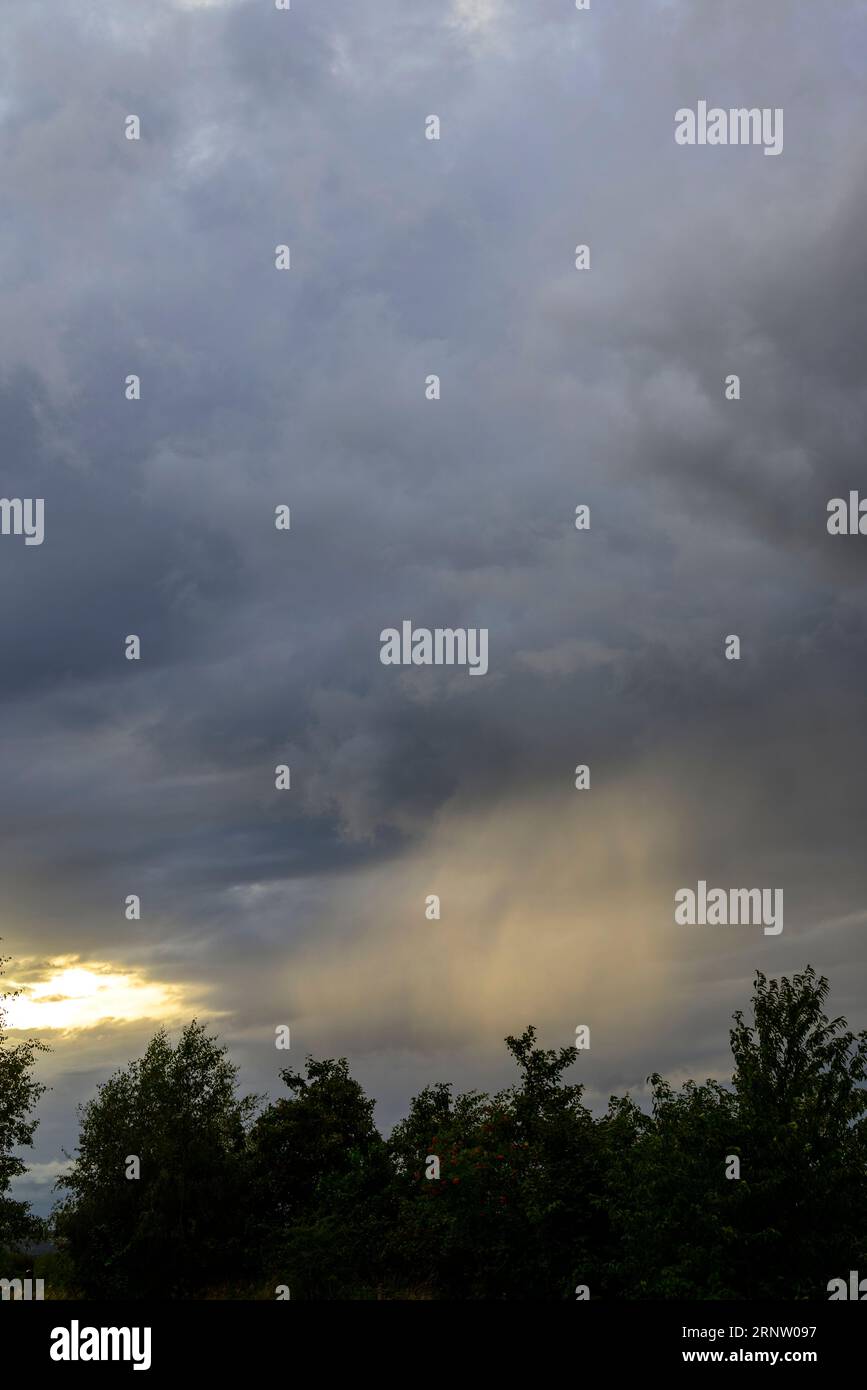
[2,0,866,1207]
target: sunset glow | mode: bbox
[4,958,210,1033]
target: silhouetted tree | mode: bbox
[0,950,47,1250]
[54,1021,257,1297]
[245,1056,392,1298]
[387,1026,604,1298]
[48,964,867,1301]
[728,966,867,1297]
[601,966,867,1299]
[601,1076,740,1297]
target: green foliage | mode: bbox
[727,967,867,1297]
[385,1028,606,1298]
[34,1246,82,1298]
[600,966,867,1299]
[53,1020,258,1297]
[0,951,48,1249]
[31,963,867,1299]
[245,1056,393,1298]
[601,1077,741,1297]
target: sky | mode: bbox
[2,0,867,1216]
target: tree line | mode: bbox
[2,957,867,1299]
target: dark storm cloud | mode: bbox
[3,0,867,1198]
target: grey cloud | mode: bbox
[2,0,867,1204]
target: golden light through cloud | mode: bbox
[3,956,216,1034]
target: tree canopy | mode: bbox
[0,950,47,1251]
[12,962,864,1299]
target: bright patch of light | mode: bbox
[4,958,211,1033]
